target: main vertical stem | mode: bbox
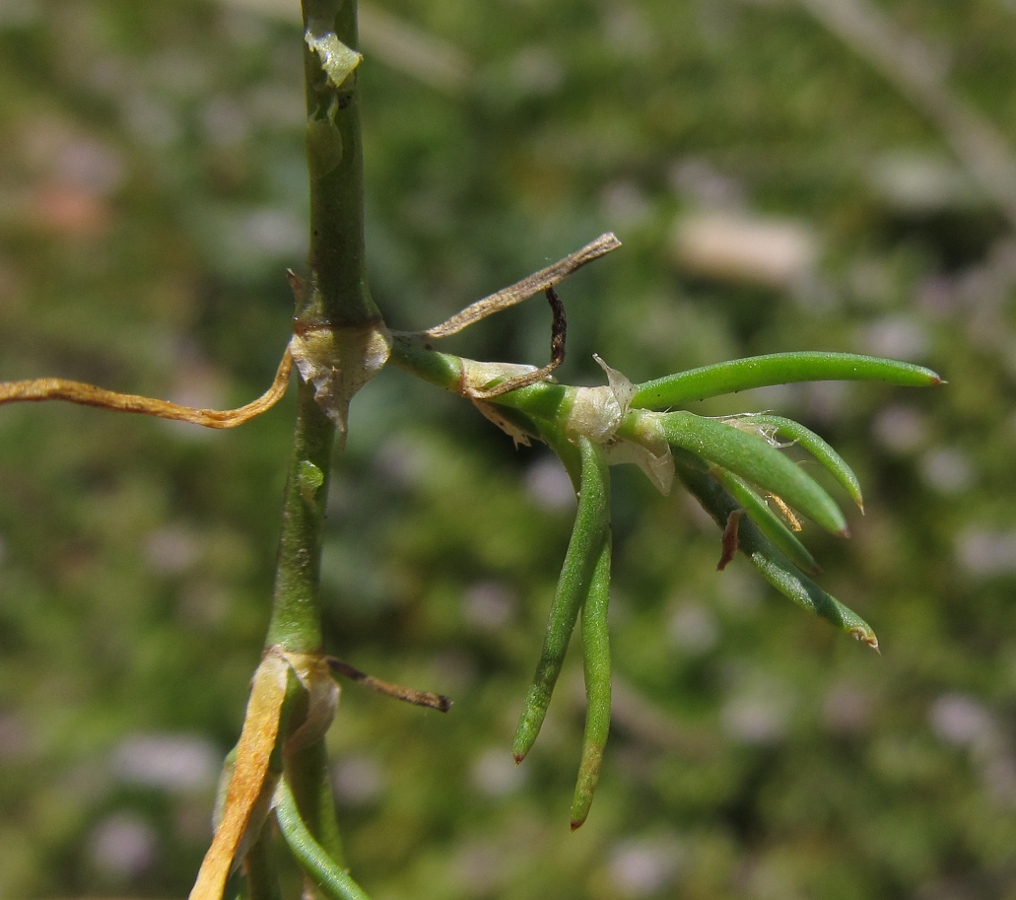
[299,0,376,328]
[261,0,377,882]
[266,0,377,653]
[265,383,334,653]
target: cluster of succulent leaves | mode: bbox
[391,327,941,833]
[3,1,1016,899]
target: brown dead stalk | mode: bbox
[0,347,293,428]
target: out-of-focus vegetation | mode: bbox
[2,0,1016,897]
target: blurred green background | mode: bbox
[3,0,1016,897]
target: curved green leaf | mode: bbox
[571,535,612,831]
[659,411,848,535]
[715,469,821,574]
[513,436,611,762]
[673,457,877,649]
[275,778,373,900]
[735,413,863,509]
[633,352,942,410]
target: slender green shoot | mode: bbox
[674,454,878,649]
[275,779,373,900]
[570,534,612,831]
[726,413,864,510]
[633,352,942,410]
[658,411,848,536]
[512,436,610,762]
[714,469,821,575]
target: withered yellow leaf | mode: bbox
[189,650,290,900]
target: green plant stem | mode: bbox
[388,335,574,421]
[276,780,373,900]
[287,739,346,868]
[266,381,334,653]
[389,334,463,390]
[261,0,376,890]
[269,0,378,651]
[301,0,377,328]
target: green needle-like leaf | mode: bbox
[275,778,373,900]
[735,414,864,509]
[674,456,878,649]
[571,535,612,831]
[513,436,611,763]
[660,411,848,535]
[715,469,821,574]
[632,352,942,410]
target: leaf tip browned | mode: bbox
[849,626,879,653]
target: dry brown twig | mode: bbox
[0,346,294,428]
[421,232,621,339]
[467,286,568,400]
[415,232,621,399]
[326,656,452,712]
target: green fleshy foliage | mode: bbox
[5,1,1014,899]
